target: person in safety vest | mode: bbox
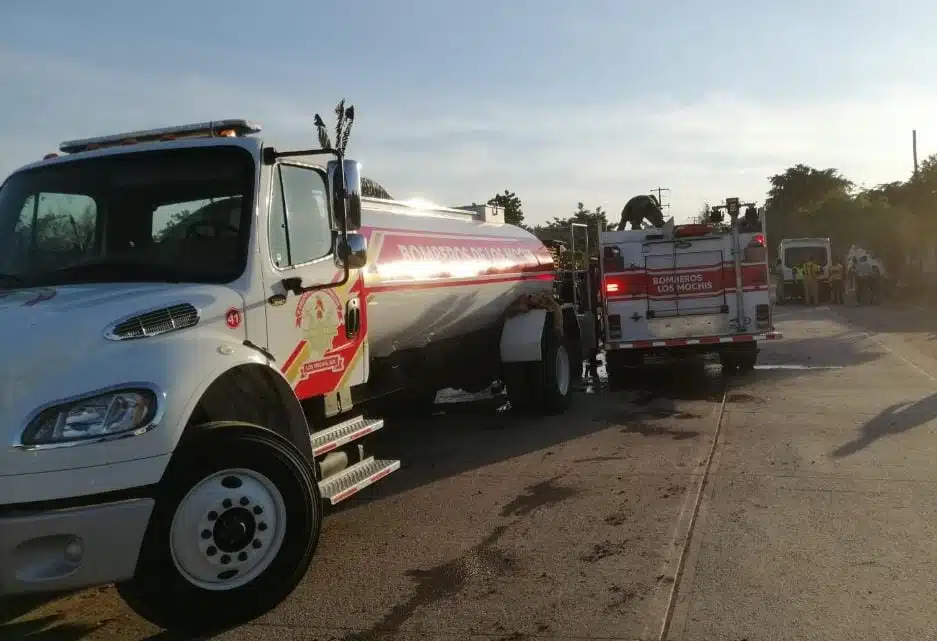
[792,264,803,300]
[802,258,820,305]
[830,259,844,304]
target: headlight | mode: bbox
[21,389,158,446]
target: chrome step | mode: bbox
[310,416,385,458]
[318,457,401,505]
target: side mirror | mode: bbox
[338,232,368,270]
[327,159,363,231]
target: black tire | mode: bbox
[380,387,438,417]
[605,350,641,391]
[505,322,573,415]
[720,353,739,375]
[116,422,321,635]
[737,348,757,372]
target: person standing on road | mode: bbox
[869,264,882,305]
[802,258,820,305]
[792,263,804,301]
[855,256,872,305]
[830,258,844,304]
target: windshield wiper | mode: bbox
[46,262,186,283]
[0,273,25,287]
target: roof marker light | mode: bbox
[59,119,262,154]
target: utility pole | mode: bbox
[650,187,671,217]
[913,129,919,176]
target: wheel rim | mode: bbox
[555,344,571,395]
[169,468,288,591]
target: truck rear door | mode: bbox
[643,235,727,319]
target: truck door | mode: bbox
[262,162,368,402]
[643,236,727,319]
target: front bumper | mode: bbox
[0,498,153,596]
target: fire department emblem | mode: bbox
[294,290,345,381]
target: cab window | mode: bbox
[269,164,333,267]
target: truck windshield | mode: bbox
[0,146,254,287]
[784,246,828,268]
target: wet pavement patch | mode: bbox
[341,526,515,641]
[621,423,701,440]
[500,476,578,518]
[606,582,650,610]
[660,483,686,498]
[600,406,703,423]
[726,393,762,403]
[580,539,633,563]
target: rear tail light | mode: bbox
[749,234,765,247]
[603,274,644,297]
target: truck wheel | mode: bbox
[737,348,758,372]
[605,351,641,390]
[116,423,321,635]
[381,387,438,417]
[720,353,738,375]
[505,330,573,415]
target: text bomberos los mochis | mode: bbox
[397,244,538,264]
[650,271,718,294]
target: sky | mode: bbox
[2,0,937,225]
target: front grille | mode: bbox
[108,303,199,340]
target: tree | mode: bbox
[763,164,853,244]
[531,202,609,269]
[691,202,713,225]
[314,99,393,200]
[720,158,937,282]
[487,190,525,227]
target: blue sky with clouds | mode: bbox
[2,0,936,224]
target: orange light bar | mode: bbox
[58,119,262,154]
[674,224,711,237]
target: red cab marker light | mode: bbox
[674,224,711,237]
[225,308,242,329]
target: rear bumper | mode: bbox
[606,331,782,351]
[0,498,153,596]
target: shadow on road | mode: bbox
[757,330,885,369]
[834,301,937,340]
[0,592,101,641]
[331,357,726,514]
[831,391,937,458]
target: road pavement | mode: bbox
[4,303,937,640]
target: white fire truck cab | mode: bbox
[0,120,580,634]
[599,198,781,386]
